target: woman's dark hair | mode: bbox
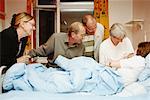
[136,42,150,58]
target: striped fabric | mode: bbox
[83,35,95,58]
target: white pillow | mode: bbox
[145,53,150,68]
[138,53,150,81]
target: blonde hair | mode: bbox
[110,23,126,39]
[11,12,34,28]
[68,22,85,36]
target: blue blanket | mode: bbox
[3,56,124,95]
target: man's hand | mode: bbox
[17,55,31,64]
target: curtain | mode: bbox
[94,0,109,40]
[0,0,5,19]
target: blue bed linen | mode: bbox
[3,56,124,95]
[54,55,124,95]
[137,53,150,93]
[139,78,150,93]
[0,91,150,100]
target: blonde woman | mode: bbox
[0,12,35,71]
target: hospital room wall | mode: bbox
[3,0,149,49]
[132,0,150,49]
[109,0,150,49]
[3,0,133,30]
[108,0,133,27]
[4,0,27,29]
[108,0,133,47]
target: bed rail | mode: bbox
[0,66,6,93]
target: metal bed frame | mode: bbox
[0,66,6,93]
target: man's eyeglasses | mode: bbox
[85,25,96,35]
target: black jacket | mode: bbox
[0,26,28,69]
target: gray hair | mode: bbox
[110,23,126,39]
[68,22,85,36]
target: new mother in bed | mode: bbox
[107,41,150,86]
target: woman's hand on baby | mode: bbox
[122,52,134,59]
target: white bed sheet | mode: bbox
[0,91,150,100]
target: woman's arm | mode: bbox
[109,53,134,68]
[28,33,55,57]
[109,60,121,69]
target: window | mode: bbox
[34,0,57,48]
[61,0,93,2]
[38,0,56,5]
[39,10,55,45]
[61,11,93,32]
[60,1,94,32]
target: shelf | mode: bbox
[36,5,57,9]
[125,19,144,24]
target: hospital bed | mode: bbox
[0,55,150,100]
[0,66,6,93]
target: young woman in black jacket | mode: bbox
[0,12,35,71]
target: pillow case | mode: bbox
[138,53,150,81]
